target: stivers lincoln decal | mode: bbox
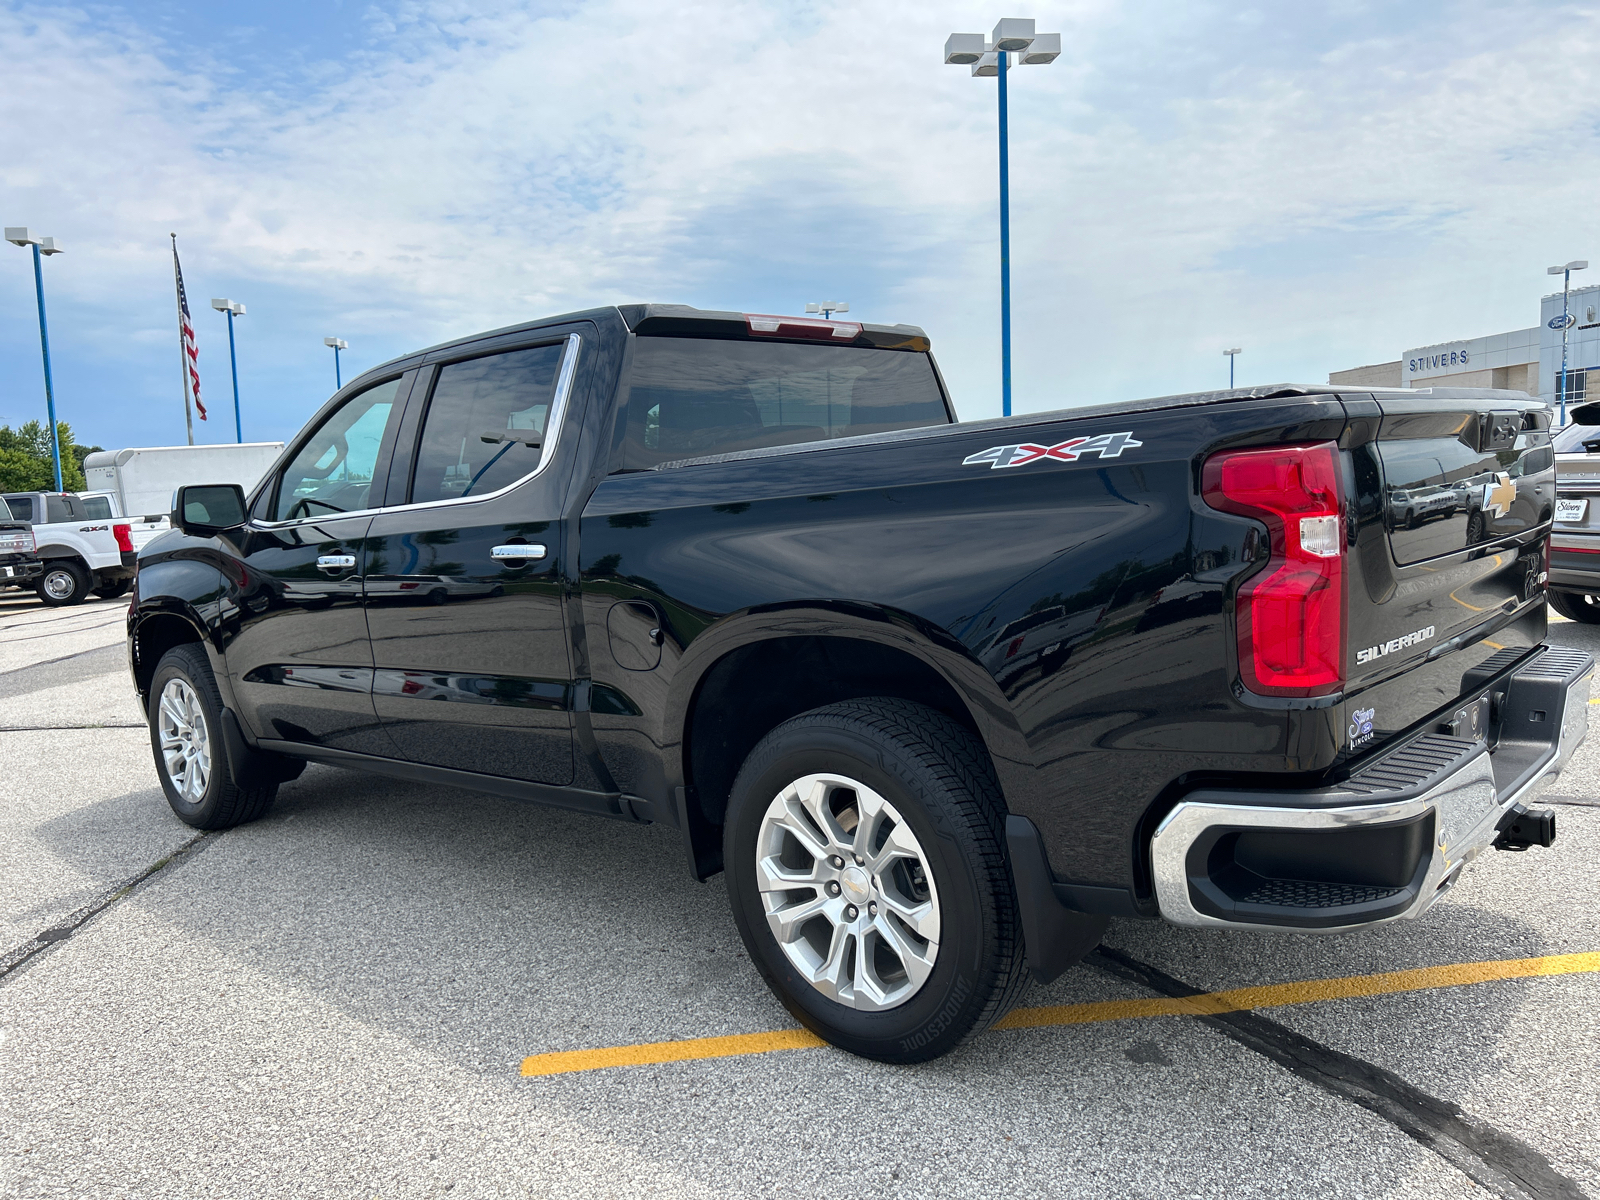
[962,432,1143,469]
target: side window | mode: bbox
[409,343,566,505]
[274,377,404,521]
[81,496,113,520]
[46,496,78,523]
[6,496,34,523]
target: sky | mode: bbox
[2,0,1599,452]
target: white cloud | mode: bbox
[1,0,1599,448]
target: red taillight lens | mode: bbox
[113,524,134,553]
[1203,441,1346,697]
[744,313,863,341]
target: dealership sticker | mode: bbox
[963,432,1143,470]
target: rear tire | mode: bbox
[148,644,278,829]
[93,577,133,599]
[724,697,1031,1063]
[36,561,90,607]
[1548,590,1600,623]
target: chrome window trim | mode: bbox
[248,333,582,531]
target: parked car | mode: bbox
[126,305,1587,1063]
[1549,406,1600,621]
[0,496,43,592]
[78,490,168,554]
[2,491,135,605]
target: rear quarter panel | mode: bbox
[579,395,1348,899]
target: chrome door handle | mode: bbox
[491,544,546,563]
[316,554,356,572]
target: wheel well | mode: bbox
[132,613,204,699]
[684,635,985,834]
[34,548,87,566]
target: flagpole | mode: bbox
[171,233,194,446]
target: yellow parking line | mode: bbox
[520,952,1600,1078]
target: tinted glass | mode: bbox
[275,378,403,521]
[2,497,28,522]
[182,485,246,528]
[81,495,113,519]
[618,338,948,469]
[0,498,13,521]
[1553,423,1600,453]
[46,496,77,523]
[410,343,565,504]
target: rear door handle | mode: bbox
[492,544,546,564]
[317,554,357,572]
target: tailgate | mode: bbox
[126,516,170,551]
[1336,390,1554,749]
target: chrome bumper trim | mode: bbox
[1151,656,1593,933]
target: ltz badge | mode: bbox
[962,431,1143,469]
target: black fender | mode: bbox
[127,556,235,713]
[661,600,1038,815]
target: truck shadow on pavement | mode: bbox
[21,751,1596,1196]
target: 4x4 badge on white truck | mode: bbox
[962,432,1143,470]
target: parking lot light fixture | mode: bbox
[212,299,246,443]
[1548,261,1589,425]
[324,337,348,389]
[1224,348,1242,389]
[5,227,66,490]
[944,18,1061,418]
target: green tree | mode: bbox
[0,420,87,491]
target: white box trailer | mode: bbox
[83,442,284,521]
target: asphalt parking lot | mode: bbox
[1,589,1597,1199]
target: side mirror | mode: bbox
[172,483,247,536]
[1569,402,1600,426]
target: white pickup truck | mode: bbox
[0,491,137,606]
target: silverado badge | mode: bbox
[963,432,1142,470]
[1482,472,1516,519]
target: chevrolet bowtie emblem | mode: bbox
[1482,472,1516,519]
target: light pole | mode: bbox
[5,228,66,491]
[211,299,246,443]
[806,301,849,319]
[945,19,1061,418]
[324,337,348,390]
[1547,260,1588,424]
[1224,348,1242,389]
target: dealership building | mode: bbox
[1329,283,1600,408]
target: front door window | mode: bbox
[275,377,404,521]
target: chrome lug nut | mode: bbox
[845,905,859,921]
[830,855,845,869]
[868,902,877,916]
[826,881,842,897]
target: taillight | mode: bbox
[1202,441,1346,697]
[113,524,134,553]
[745,313,863,341]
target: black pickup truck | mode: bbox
[127,304,1590,1062]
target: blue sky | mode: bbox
[3,1,1599,452]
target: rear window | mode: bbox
[1553,423,1600,454]
[616,338,949,469]
[81,495,113,519]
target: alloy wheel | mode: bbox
[157,678,211,803]
[755,773,941,1011]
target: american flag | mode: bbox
[171,238,206,420]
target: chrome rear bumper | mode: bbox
[1151,647,1593,932]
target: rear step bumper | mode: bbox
[1151,646,1594,932]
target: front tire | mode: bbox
[149,644,278,829]
[725,698,1031,1063]
[36,561,90,606]
[1549,590,1600,623]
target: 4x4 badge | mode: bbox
[963,431,1143,470]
